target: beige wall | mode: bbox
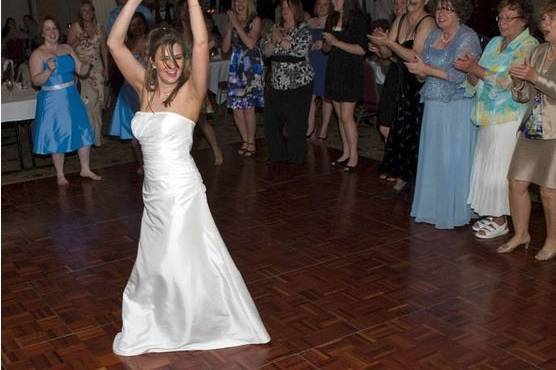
[92,0,116,29]
[2,0,31,29]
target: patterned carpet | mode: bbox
[1,109,384,185]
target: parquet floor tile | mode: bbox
[2,140,555,369]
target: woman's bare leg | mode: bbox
[340,102,358,168]
[332,101,349,162]
[52,153,69,186]
[536,186,556,260]
[319,98,333,139]
[198,118,224,165]
[78,146,102,181]
[244,107,257,155]
[497,179,531,253]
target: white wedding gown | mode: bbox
[113,111,270,356]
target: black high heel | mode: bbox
[306,128,316,139]
[331,157,349,166]
[343,164,358,173]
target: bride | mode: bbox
[107,0,270,356]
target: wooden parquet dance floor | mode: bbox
[2,140,555,369]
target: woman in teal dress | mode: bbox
[29,17,101,186]
[406,0,481,229]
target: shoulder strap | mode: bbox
[395,14,406,43]
[411,15,433,38]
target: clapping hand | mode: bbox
[46,57,56,72]
[271,25,283,44]
[453,52,477,73]
[322,32,338,47]
[227,10,240,30]
[366,34,380,54]
[509,59,538,83]
[367,28,389,47]
[405,54,427,79]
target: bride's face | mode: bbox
[152,43,185,85]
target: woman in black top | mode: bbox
[323,0,368,171]
[368,0,435,190]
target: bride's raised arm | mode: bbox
[188,0,209,100]
[107,0,145,93]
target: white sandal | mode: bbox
[475,220,509,239]
[472,217,493,232]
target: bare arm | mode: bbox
[188,0,209,101]
[233,17,261,50]
[29,50,54,86]
[106,0,145,93]
[67,22,81,49]
[386,17,435,62]
[368,17,401,59]
[99,26,109,80]
[221,22,232,53]
[66,45,91,77]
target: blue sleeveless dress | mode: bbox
[308,27,327,97]
[108,53,143,140]
[33,54,94,155]
[108,82,139,140]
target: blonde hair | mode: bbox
[233,0,257,24]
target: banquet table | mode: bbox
[208,58,230,104]
[1,87,37,170]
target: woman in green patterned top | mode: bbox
[454,0,538,240]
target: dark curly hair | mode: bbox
[497,0,533,28]
[432,0,474,23]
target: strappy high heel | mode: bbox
[237,142,248,156]
[242,142,256,158]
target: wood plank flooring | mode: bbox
[2,140,555,369]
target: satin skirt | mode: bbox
[113,112,270,356]
[108,83,139,140]
[33,85,94,154]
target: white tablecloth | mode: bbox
[208,59,230,104]
[1,88,37,123]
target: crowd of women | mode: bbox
[24,0,555,261]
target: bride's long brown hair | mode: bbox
[144,27,191,109]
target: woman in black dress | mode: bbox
[323,0,368,171]
[368,0,435,189]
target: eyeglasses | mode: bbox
[540,15,556,23]
[496,15,522,23]
[435,6,455,13]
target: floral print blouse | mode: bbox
[466,28,539,126]
[262,23,314,91]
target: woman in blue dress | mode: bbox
[306,0,333,140]
[222,0,264,157]
[405,0,481,229]
[108,12,149,173]
[29,17,101,186]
